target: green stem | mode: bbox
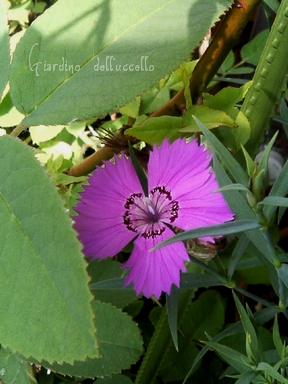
[241,0,288,157]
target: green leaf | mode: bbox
[241,30,269,66]
[119,96,141,118]
[125,116,184,145]
[153,220,261,250]
[29,125,64,144]
[228,233,250,279]
[158,336,199,382]
[10,0,233,126]
[204,82,252,112]
[180,272,222,289]
[0,135,97,363]
[234,371,258,384]
[0,93,25,127]
[280,96,288,136]
[183,306,279,384]
[40,301,144,378]
[88,259,137,309]
[263,0,280,12]
[166,285,180,351]
[263,159,288,223]
[204,341,251,374]
[195,116,249,186]
[0,346,35,384]
[181,290,225,340]
[128,140,148,196]
[0,0,10,98]
[256,362,288,384]
[181,105,237,132]
[277,264,288,289]
[96,374,134,384]
[213,156,280,277]
[272,315,283,358]
[241,144,257,178]
[259,196,288,207]
[232,292,261,362]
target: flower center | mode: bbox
[123,186,179,238]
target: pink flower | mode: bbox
[73,138,233,298]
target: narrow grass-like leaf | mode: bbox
[234,286,273,308]
[213,155,280,292]
[0,1,10,98]
[90,277,126,290]
[257,362,288,384]
[235,371,259,384]
[0,135,97,363]
[263,160,288,222]
[259,196,288,207]
[204,342,251,373]
[153,220,261,249]
[216,183,250,193]
[128,141,148,196]
[263,0,280,12]
[232,292,260,361]
[10,0,233,126]
[183,306,279,383]
[277,264,288,289]
[195,116,249,186]
[228,233,250,279]
[273,315,283,358]
[180,273,222,289]
[280,96,288,136]
[166,285,180,351]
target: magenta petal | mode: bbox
[148,138,233,236]
[73,154,144,258]
[174,172,234,230]
[148,138,212,200]
[122,227,189,299]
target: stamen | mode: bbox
[123,186,179,238]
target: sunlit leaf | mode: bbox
[10,0,233,126]
[125,116,184,145]
[181,105,237,132]
[0,1,10,98]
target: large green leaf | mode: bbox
[181,290,225,340]
[0,346,34,384]
[0,135,97,363]
[10,0,233,126]
[0,0,10,98]
[40,300,144,378]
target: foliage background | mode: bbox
[1,0,288,383]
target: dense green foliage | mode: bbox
[1,0,288,383]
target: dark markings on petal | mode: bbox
[141,226,166,239]
[151,186,172,200]
[124,193,143,209]
[170,201,179,222]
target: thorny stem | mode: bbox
[149,0,262,117]
[68,0,261,176]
